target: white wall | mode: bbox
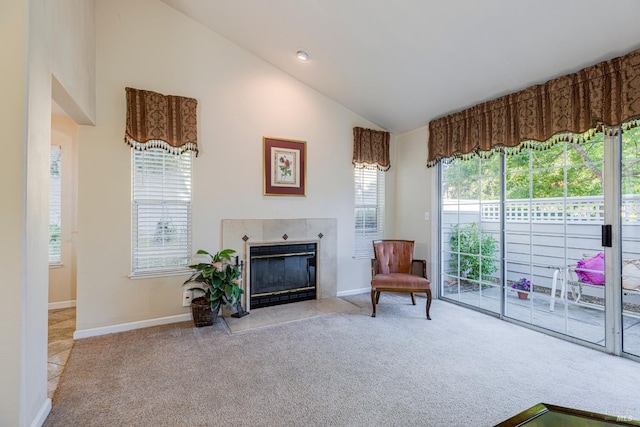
[49,116,78,307]
[0,0,95,424]
[76,0,390,331]
[51,0,96,125]
[22,0,54,422]
[0,1,28,424]
[394,126,437,280]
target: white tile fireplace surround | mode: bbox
[221,219,337,312]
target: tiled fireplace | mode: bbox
[221,219,337,312]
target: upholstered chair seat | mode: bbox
[370,240,432,319]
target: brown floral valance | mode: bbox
[125,87,199,156]
[353,127,391,171]
[427,48,640,167]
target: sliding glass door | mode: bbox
[440,125,640,358]
[621,127,640,357]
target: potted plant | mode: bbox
[511,277,531,300]
[183,249,244,327]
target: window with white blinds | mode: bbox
[49,146,62,265]
[132,149,192,276]
[354,167,385,259]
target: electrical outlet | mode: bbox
[424,211,430,221]
[182,290,193,307]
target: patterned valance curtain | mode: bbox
[353,127,391,171]
[125,87,199,156]
[427,48,640,167]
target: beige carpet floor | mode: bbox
[224,297,359,333]
[44,293,640,426]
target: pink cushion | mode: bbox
[576,252,605,285]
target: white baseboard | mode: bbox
[30,398,51,427]
[48,300,76,310]
[74,313,191,340]
[337,287,370,297]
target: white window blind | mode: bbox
[132,149,192,275]
[49,146,62,264]
[354,167,385,259]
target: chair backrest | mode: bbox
[373,240,414,274]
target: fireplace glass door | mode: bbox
[249,243,317,309]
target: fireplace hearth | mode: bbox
[250,242,317,309]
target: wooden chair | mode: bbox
[370,239,432,319]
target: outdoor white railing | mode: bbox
[444,195,640,223]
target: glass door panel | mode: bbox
[621,127,640,357]
[504,148,567,329]
[504,137,606,346]
[440,156,501,313]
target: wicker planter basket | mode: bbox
[191,296,219,327]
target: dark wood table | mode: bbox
[495,403,640,426]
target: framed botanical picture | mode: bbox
[263,137,306,196]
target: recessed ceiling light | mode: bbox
[296,50,311,61]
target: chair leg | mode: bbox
[375,291,380,304]
[425,289,432,320]
[371,289,377,317]
[549,268,559,312]
[410,292,416,305]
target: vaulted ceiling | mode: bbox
[160,0,640,135]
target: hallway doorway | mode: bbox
[48,99,79,398]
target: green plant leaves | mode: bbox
[217,248,236,260]
[182,248,243,309]
[449,222,498,281]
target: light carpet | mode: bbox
[224,297,360,333]
[44,293,640,426]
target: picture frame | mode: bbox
[263,136,306,196]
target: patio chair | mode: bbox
[567,253,605,305]
[370,239,432,319]
[549,254,640,311]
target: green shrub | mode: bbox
[49,225,61,244]
[449,222,498,281]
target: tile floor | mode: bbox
[48,307,75,399]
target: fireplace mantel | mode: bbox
[221,219,337,311]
